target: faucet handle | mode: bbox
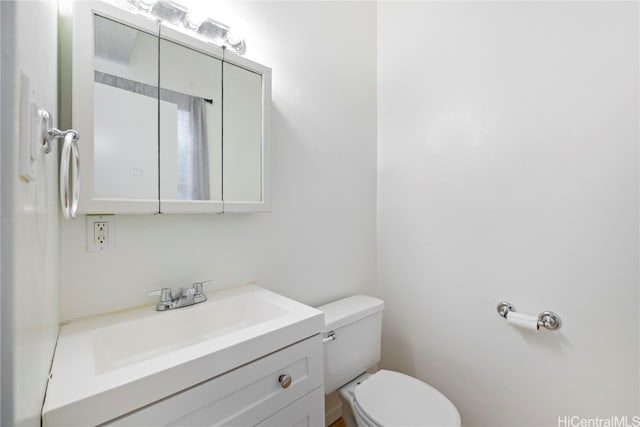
[192,280,213,295]
[147,287,172,302]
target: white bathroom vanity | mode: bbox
[41,285,324,426]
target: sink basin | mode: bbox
[93,291,289,374]
[42,284,323,426]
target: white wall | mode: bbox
[0,1,60,425]
[377,2,639,426]
[59,1,377,321]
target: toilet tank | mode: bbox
[317,295,384,394]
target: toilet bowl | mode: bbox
[338,371,460,427]
[318,296,460,427]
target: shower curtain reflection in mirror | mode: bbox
[166,90,210,200]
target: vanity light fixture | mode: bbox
[124,0,247,55]
[187,15,229,43]
[149,0,188,26]
[126,0,155,12]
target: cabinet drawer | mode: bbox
[105,335,323,426]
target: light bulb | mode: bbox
[224,31,246,55]
[192,17,229,43]
[149,0,188,26]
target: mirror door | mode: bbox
[222,62,263,204]
[159,30,223,213]
[222,55,271,213]
[92,14,159,209]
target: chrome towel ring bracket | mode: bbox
[39,109,81,219]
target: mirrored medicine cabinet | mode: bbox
[61,1,271,214]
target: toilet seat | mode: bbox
[352,398,377,427]
[353,370,460,427]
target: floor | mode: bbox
[329,417,347,427]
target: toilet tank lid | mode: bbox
[317,295,384,331]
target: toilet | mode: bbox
[318,295,460,427]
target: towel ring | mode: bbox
[39,110,80,219]
[58,130,80,219]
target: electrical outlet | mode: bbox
[87,215,115,252]
[94,222,108,245]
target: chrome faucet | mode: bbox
[147,281,212,311]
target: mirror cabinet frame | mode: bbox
[62,1,271,214]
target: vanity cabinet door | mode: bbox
[104,335,323,426]
[256,388,325,427]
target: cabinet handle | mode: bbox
[278,374,292,389]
